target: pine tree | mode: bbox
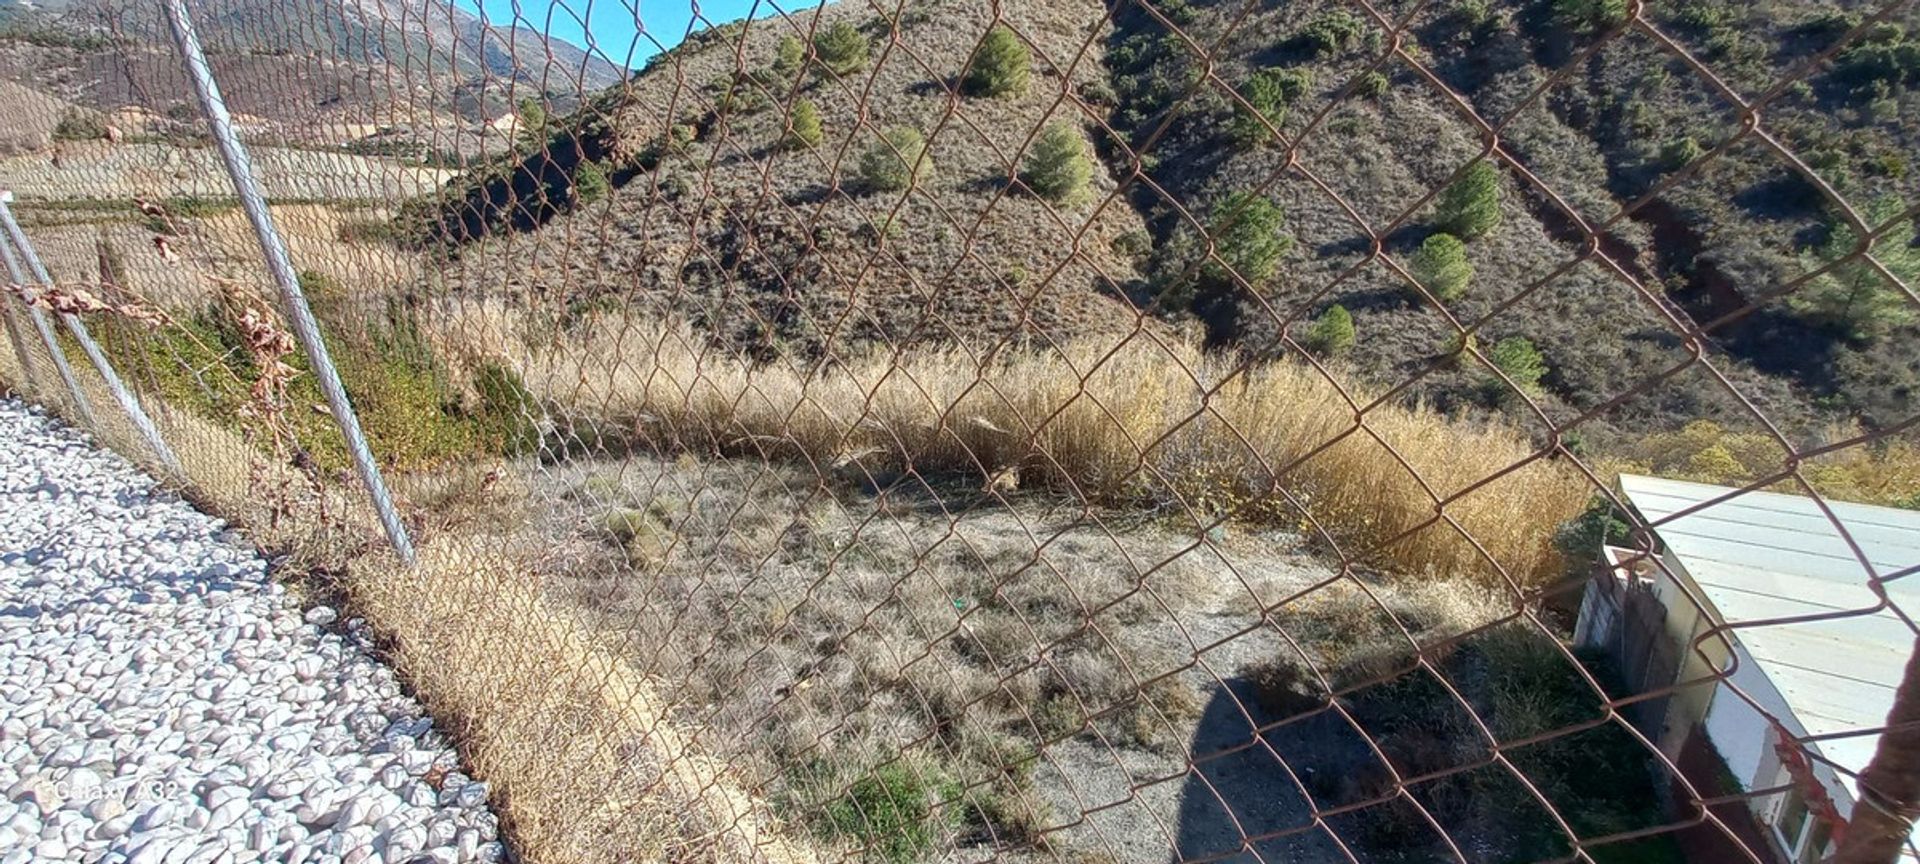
[773,35,806,77]
[783,99,824,150]
[963,25,1031,98]
[814,23,869,77]
[515,96,546,139]
[1203,192,1292,288]
[1023,122,1091,202]
[858,126,932,192]
[1437,160,1502,240]
[1410,232,1472,301]
[572,160,610,204]
[1484,336,1548,398]
[1230,68,1312,148]
[1304,304,1356,356]
[1791,197,1919,341]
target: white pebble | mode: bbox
[0,402,505,863]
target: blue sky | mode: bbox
[452,0,826,69]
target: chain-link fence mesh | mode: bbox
[2,0,1918,861]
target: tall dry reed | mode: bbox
[430,307,1590,589]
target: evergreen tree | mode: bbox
[1203,192,1292,288]
[963,25,1031,97]
[1484,336,1548,397]
[1552,0,1629,33]
[1023,122,1092,202]
[1230,68,1312,148]
[1791,197,1919,341]
[1437,160,1502,239]
[572,160,609,204]
[774,35,806,77]
[814,23,870,77]
[858,126,932,192]
[1410,232,1472,301]
[783,99,824,150]
[1303,304,1356,356]
[515,96,547,138]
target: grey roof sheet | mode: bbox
[1619,474,1920,804]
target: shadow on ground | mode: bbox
[1172,679,1354,864]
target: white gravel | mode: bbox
[0,400,506,864]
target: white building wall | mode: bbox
[1702,642,1858,845]
[1703,643,1789,788]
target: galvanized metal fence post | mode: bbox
[160,0,415,563]
[0,196,99,430]
[0,196,183,476]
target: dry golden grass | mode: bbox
[352,538,818,864]
[433,308,1590,588]
[21,203,420,309]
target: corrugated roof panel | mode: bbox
[1617,474,1920,807]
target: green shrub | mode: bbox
[783,99,824,150]
[472,362,543,455]
[820,763,956,864]
[773,34,806,77]
[1203,192,1292,288]
[1437,160,1502,240]
[1303,304,1356,356]
[52,109,107,141]
[1022,121,1092,202]
[858,126,933,192]
[1155,0,1199,27]
[1552,0,1629,33]
[712,75,769,115]
[1554,496,1631,570]
[963,25,1030,98]
[1299,11,1367,56]
[571,160,610,204]
[1791,197,1919,341]
[1410,232,1472,301]
[1484,336,1548,396]
[1454,0,1496,35]
[1356,70,1389,100]
[1670,0,1732,36]
[515,96,547,136]
[1659,136,1703,170]
[1230,67,1312,147]
[814,23,870,77]
[666,123,695,153]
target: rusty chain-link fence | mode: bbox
[2,0,1919,861]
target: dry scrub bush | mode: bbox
[456,312,1588,587]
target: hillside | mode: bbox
[1098,0,1919,447]
[415,0,1157,356]
[402,0,1920,469]
[0,0,624,155]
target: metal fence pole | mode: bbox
[160,0,415,564]
[1,277,40,394]
[0,197,183,476]
[0,200,99,430]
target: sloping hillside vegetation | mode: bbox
[411,0,1157,356]
[0,0,619,155]
[1101,0,1918,455]
[401,0,1918,507]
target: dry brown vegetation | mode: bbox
[428,306,1590,589]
